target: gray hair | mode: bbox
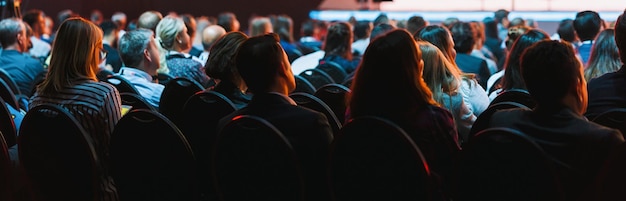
[155,15,185,50]
[0,18,24,47]
[118,28,154,67]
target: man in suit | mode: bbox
[585,10,626,120]
[218,33,333,201]
[488,40,624,200]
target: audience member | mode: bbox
[449,21,491,89]
[29,17,123,200]
[297,19,323,55]
[218,33,333,201]
[217,12,240,32]
[553,18,579,44]
[351,20,372,56]
[99,20,123,73]
[494,9,510,41]
[586,10,626,120]
[488,40,624,201]
[406,15,428,35]
[482,17,506,66]
[486,25,532,94]
[321,21,361,74]
[90,9,104,26]
[574,10,604,66]
[156,14,212,88]
[370,23,395,41]
[205,31,251,109]
[470,21,498,74]
[22,9,51,60]
[192,16,210,53]
[584,29,620,81]
[182,13,203,58]
[347,29,459,199]
[41,15,53,44]
[198,25,226,65]
[137,10,163,32]
[111,11,128,39]
[248,16,273,37]
[271,14,303,63]
[0,18,46,98]
[117,28,164,109]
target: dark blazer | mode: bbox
[217,92,333,201]
[455,53,490,89]
[103,44,123,73]
[489,107,624,200]
[585,67,626,120]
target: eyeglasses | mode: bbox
[100,49,108,60]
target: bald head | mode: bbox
[138,10,163,32]
[202,25,227,51]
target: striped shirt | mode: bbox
[29,79,122,201]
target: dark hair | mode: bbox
[323,21,353,60]
[301,19,317,37]
[348,29,436,120]
[373,13,389,26]
[99,20,118,36]
[206,31,248,81]
[521,40,582,107]
[494,9,510,24]
[272,14,295,43]
[407,15,428,35]
[573,10,603,41]
[557,18,577,43]
[235,33,284,93]
[500,29,550,91]
[22,9,44,28]
[182,14,196,38]
[370,23,395,41]
[353,20,372,40]
[614,9,626,63]
[416,25,456,62]
[218,12,237,32]
[450,21,476,54]
[482,17,499,39]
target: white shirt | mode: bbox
[28,36,51,58]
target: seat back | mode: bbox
[18,104,98,201]
[299,68,334,90]
[119,92,158,112]
[179,90,237,201]
[468,101,530,144]
[589,142,626,201]
[110,109,198,201]
[159,77,204,126]
[157,72,174,85]
[490,89,536,109]
[289,92,342,136]
[0,131,12,201]
[213,115,304,201]
[0,68,21,95]
[0,78,19,110]
[314,83,350,124]
[316,61,347,84]
[293,74,316,94]
[457,127,563,201]
[96,69,115,82]
[329,116,432,201]
[591,108,626,138]
[0,97,16,147]
[103,75,141,95]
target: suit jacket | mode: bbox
[489,107,624,200]
[585,67,626,120]
[455,53,490,89]
[217,92,333,201]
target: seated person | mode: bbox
[488,40,624,200]
[116,28,164,109]
[218,33,333,201]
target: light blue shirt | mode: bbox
[117,67,164,109]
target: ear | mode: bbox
[144,49,152,62]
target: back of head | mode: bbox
[22,9,44,29]
[156,15,185,50]
[521,40,582,108]
[416,25,456,62]
[202,25,227,51]
[272,14,294,43]
[206,31,248,81]
[407,15,428,35]
[118,28,154,67]
[99,20,118,37]
[56,9,77,29]
[0,18,23,48]
[442,17,459,30]
[509,17,526,27]
[494,9,510,24]
[501,28,550,90]
[586,29,620,80]
[324,21,353,60]
[112,12,128,28]
[614,9,626,63]
[573,10,603,41]
[418,40,461,104]
[182,14,197,39]
[90,9,103,25]
[349,29,435,117]
[373,13,389,26]
[557,18,577,43]
[482,17,499,39]
[248,16,273,37]
[450,21,476,54]
[44,17,103,93]
[138,10,163,32]
[218,12,238,32]
[235,33,284,93]
[301,19,317,37]
[370,23,395,41]
[353,20,373,40]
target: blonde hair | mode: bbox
[418,40,462,105]
[155,14,185,50]
[38,17,102,94]
[248,16,272,37]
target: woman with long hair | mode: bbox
[585,29,621,81]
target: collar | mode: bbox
[269,92,297,105]
[168,51,191,58]
[118,67,155,83]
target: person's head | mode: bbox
[41,17,104,94]
[353,20,373,41]
[500,29,550,91]
[201,25,227,51]
[323,21,354,60]
[0,18,28,52]
[508,17,526,28]
[206,31,248,88]
[99,20,119,41]
[235,33,294,94]
[138,10,163,32]
[505,25,531,49]
[416,25,456,62]
[369,23,395,41]
[557,18,577,43]
[494,9,510,26]
[418,40,462,105]
[348,29,436,118]
[573,10,603,41]
[22,9,46,35]
[470,21,486,49]
[272,14,295,43]
[217,12,240,32]
[90,9,103,25]
[613,9,626,63]
[442,17,459,30]
[373,13,389,26]
[482,17,499,39]
[301,19,319,38]
[182,14,197,41]
[450,21,476,54]
[248,16,273,37]
[406,15,428,35]
[111,12,128,30]
[585,29,621,80]
[118,28,161,76]
[156,14,190,52]
[521,40,586,114]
